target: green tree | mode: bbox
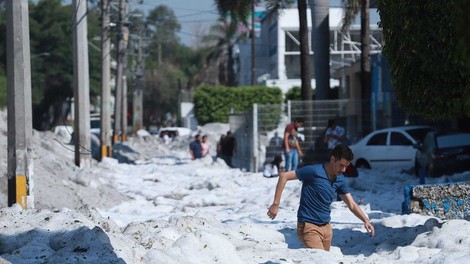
[378,1,469,120]
[143,65,187,126]
[0,0,102,129]
[26,0,102,130]
[203,17,240,86]
[142,5,205,126]
[145,5,181,67]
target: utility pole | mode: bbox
[72,0,91,167]
[251,1,256,85]
[100,0,112,158]
[360,0,372,134]
[133,33,144,133]
[6,0,34,209]
[113,0,128,143]
[122,1,130,142]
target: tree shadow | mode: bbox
[0,226,126,263]
[332,218,442,256]
[275,218,442,255]
[278,227,303,249]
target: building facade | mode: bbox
[235,7,383,95]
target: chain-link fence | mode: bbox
[229,99,418,172]
[257,100,350,171]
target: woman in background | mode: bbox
[263,155,284,178]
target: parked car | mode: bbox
[158,127,192,139]
[349,126,435,170]
[414,131,470,177]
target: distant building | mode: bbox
[235,6,383,94]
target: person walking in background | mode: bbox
[267,144,374,251]
[324,119,346,150]
[201,135,210,157]
[269,132,283,147]
[216,134,225,159]
[263,155,284,178]
[221,131,236,167]
[189,134,202,160]
[283,118,304,171]
[324,119,357,177]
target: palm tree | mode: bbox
[214,0,254,85]
[309,0,330,100]
[342,0,371,134]
[203,17,240,86]
[297,0,314,143]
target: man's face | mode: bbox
[331,157,351,176]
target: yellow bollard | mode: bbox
[101,145,107,159]
[16,175,27,209]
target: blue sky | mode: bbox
[129,0,220,45]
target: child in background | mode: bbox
[263,155,284,178]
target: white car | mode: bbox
[349,126,435,170]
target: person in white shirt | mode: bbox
[324,119,346,150]
[264,155,283,178]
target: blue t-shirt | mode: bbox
[189,141,202,159]
[295,164,350,225]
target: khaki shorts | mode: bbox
[297,222,333,251]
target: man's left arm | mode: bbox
[340,193,375,237]
[295,140,303,156]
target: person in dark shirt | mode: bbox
[189,134,202,160]
[267,144,375,251]
[220,131,236,167]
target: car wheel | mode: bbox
[356,159,370,169]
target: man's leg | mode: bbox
[321,224,333,251]
[291,150,299,170]
[284,150,292,171]
[297,222,324,250]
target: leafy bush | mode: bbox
[193,85,283,125]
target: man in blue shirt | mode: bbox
[267,144,375,251]
[189,134,202,160]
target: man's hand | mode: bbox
[365,221,375,237]
[267,204,279,220]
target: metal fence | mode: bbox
[257,100,351,172]
[230,99,415,172]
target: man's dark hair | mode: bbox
[332,144,354,161]
[294,117,304,123]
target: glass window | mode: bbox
[285,55,301,78]
[285,31,300,52]
[366,132,387,146]
[407,128,434,143]
[437,134,470,148]
[390,132,412,145]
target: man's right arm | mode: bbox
[267,170,298,220]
